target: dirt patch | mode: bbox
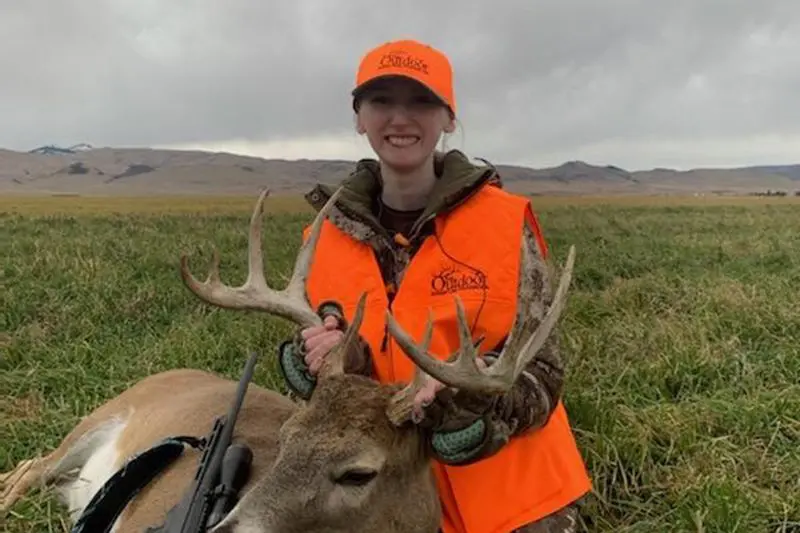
[1,393,45,423]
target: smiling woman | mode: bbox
[274,38,593,533]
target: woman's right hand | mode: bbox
[300,315,344,376]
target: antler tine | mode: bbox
[180,186,345,329]
[385,245,576,396]
[386,315,435,426]
[485,244,576,384]
[318,291,369,379]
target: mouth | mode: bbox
[385,135,420,148]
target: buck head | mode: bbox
[211,291,442,533]
[213,376,441,533]
[181,187,576,533]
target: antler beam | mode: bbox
[385,317,435,425]
[180,186,343,329]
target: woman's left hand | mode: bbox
[411,357,488,422]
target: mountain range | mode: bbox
[2,144,799,196]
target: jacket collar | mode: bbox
[304,150,499,242]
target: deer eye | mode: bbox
[332,468,378,487]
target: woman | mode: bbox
[278,39,591,533]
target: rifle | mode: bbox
[147,351,258,532]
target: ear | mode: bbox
[355,113,367,135]
[443,116,456,134]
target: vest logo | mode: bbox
[431,265,488,296]
[377,50,429,76]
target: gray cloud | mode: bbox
[2,0,799,169]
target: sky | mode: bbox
[1,1,799,170]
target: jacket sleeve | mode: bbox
[487,217,565,437]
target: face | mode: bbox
[212,376,441,533]
[355,77,456,174]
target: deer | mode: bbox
[0,186,577,533]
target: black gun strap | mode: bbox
[70,435,205,533]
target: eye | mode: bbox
[412,95,439,106]
[367,94,390,105]
[332,468,378,487]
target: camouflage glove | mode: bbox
[419,355,512,466]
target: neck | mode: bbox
[380,155,437,211]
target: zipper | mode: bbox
[380,234,401,353]
[405,167,495,240]
[312,185,394,243]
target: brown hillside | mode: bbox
[1,146,798,196]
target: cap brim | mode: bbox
[351,74,449,109]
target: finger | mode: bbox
[304,333,332,365]
[304,328,344,353]
[323,315,339,329]
[305,336,335,367]
[306,333,344,374]
[301,325,328,340]
[303,338,319,354]
[304,331,329,353]
[411,385,442,423]
[412,381,440,410]
[412,390,430,410]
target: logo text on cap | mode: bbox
[377,50,429,75]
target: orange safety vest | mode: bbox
[303,184,592,533]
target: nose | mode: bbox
[386,103,413,124]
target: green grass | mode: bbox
[2,197,799,532]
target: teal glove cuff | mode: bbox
[431,418,488,466]
[278,340,316,401]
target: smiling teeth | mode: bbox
[387,136,418,147]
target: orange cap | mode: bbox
[353,39,456,115]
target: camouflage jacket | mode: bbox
[300,149,565,451]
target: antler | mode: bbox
[385,244,576,423]
[385,318,435,425]
[180,186,344,329]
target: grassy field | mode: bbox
[2,194,799,532]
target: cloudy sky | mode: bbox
[2,1,799,170]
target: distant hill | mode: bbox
[28,143,94,156]
[2,144,799,197]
